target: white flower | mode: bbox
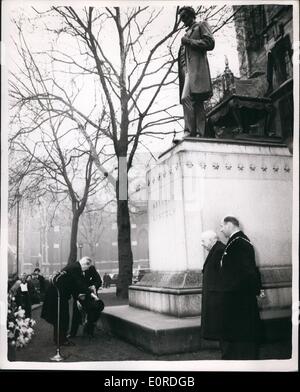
[18,336,25,344]
[8,331,15,339]
[7,298,35,350]
[15,308,25,318]
[16,319,23,327]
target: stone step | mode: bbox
[98,305,218,355]
[98,305,292,355]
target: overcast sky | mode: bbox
[3,1,241,157]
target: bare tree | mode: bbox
[9,5,237,297]
[9,84,107,263]
[78,202,115,260]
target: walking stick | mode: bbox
[50,273,65,362]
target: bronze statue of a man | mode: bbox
[178,6,215,137]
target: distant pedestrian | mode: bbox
[29,274,41,304]
[219,216,263,360]
[103,272,110,288]
[106,274,111,288]
[33,268,46,300]
[15,273,35,318]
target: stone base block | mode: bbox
[98,305,291,355]
[129,285,201,317]
[129,270,201,317]
[98,305,216,355]
[129,267,292,318]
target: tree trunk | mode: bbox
[68,211,80,264]
[116,197,133,299]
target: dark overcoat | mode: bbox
[219,231,262,342]
[15,282,35,318]
[84,265,102,291]
[70,265,103,331]
[178,20,215,102]
[201,240,225,340]
[41,262,90,327]
[41,283,70,329]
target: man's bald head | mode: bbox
[79,256,92,271]
[200,230,218,251]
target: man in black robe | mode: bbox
[200,230,225,341]
[219,216,262,360]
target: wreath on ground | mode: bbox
[7,292,36,349]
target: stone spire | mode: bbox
[222,56,236,97]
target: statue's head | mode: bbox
[178,6,196,27]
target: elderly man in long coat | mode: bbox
[178,6,215,137]
[68,264,102,338]
[200,231,225,341]
[41,257,96,346]
[219,216,263,360]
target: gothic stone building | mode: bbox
[233,4,293,143]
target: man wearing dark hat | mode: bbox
[178,6,215,137]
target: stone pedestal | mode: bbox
[129,138,293,318]
[101,138,292,354]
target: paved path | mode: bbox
[13,290,291,363]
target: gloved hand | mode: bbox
[89,285,96,294]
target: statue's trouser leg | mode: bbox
[194,97,205,137]
[181,73,196,135]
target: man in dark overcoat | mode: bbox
[219,216,263,359]
[68,263,102,338]
[200,230,225,341]
[41,257,93,345]
[178,6,215,137]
